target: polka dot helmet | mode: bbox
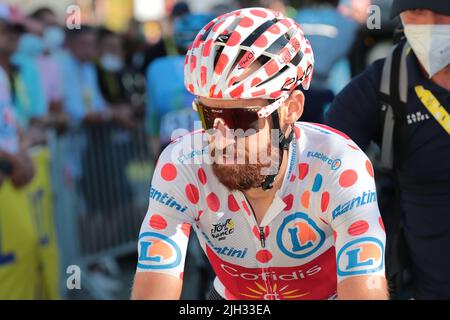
[184,7,314,104]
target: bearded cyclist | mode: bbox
[132,7,388,300]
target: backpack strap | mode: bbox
[379,40,410,170]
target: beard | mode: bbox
[211,141,279,192]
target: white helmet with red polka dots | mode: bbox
[184,7,314,103]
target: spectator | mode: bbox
[324,0,450,299]
[146,13,213,157]
[0,8,40,300]
[294,0,362,123]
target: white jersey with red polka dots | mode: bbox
[137,122,386,300]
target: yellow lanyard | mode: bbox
[415,85,450,135]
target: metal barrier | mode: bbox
[49,123,152,299]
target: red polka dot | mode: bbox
[283,194,293,211]
[321,192,330,213]
[200,66,207,87]
[264,226,270,238]
[250,9,268,18]
[239,16,254,27]
[366,160,374,178]
[188,84,194,93]
[206,193,220,212]
[256,249,272,263]
[379,216,385,231]
[280,19,292,28]
[161,163,177,181]
[179,272,184,280]
[264,60,278,76]
[242,201,251,216]
[254,35,268,48]
[215,54,229,75]
[185,184,199,204]
[149,214,167,230]
[251,77,262,87]
[227,31,241,46]
[339,170,358,188]
[181,223,191,237]
[298,163,309,180]
[228,194,240,212]
[251,89,266,97]
[252,226,260,240]
[209,84,217,97]
[203,39,214,57]
[333,230,337,243]
[269,90,283,99]
[268,24,281,34]
[228,76,239,87]
[203,20,215,32]
[290,174,296,182]
[198,168,207,185]
[190,55,197,72]
[301,191,310,209]
[212,20,225,32]
[348,144,359,150]
[230,84,244,98]
[348,220,370,236]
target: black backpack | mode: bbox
[377,38,412,298]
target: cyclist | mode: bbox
[132,7,387,300]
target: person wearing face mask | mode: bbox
[325,0,450,299]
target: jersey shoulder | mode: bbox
[296,122,371,165]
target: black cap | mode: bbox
[390,0,450,18]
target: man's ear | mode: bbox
[283,90,304,125]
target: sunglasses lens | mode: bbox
[197,105,261,132]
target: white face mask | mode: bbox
[402,21,450,78]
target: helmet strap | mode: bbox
[260,111,294,191]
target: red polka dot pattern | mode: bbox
[254,35,268,48]
[366,160,374,178]
[149,214,167,230]
[321,192,330,213]
[215,54,229,75]
[198,168,207,185]
[228,194,240,212]
[206,193,220,212]
[298,163,309,180]
[256,249,272,263]
[348,220,370,236]
[339,170,358,188]
[379,216,385,231]
[161,163,177,181]
[242,201,252,216]
[185,184,199,204]
[239,17,254,27]
[250,9,268,18]
[181,223,191,237]
[283,194,294,211]
[227,32,241,46]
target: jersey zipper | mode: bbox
[242,195,276,299]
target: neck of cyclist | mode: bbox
[243,127,292,201]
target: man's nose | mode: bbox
[212,118,235,150]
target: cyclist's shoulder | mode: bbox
[158,129,210,168]
[296,122,369,162]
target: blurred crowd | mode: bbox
[0,0,402,300]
